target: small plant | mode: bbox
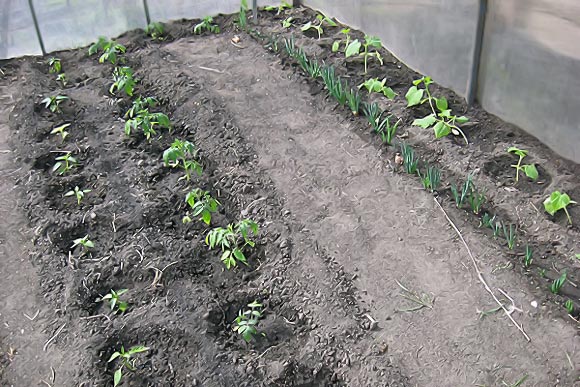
[237,0,248,29]
[88,37,126,64]
[56,73,67,86]
[233,301,264,342]
[283,35,297,57]
[345,35,383,74]
[282,17,294,28]
[502,223,517,250]
[550,271,567,294]
[375,114,399,145]
[145,22,164,40]
[301,14,336,40]
[466,186,486,215]
[295,49,321,78]
[406,76,469,144]
[544,191,576,224]
[362,101,380,129]
[47,57,61,73]
[419,164,442,192]
[332,28,352,53]
[125,109,171,141]
[358,77,395,100]
[41,95,69,113]
[100,289,128,313]
[507,147,538,182]
[450,174,473,208]
[564,300,574,314]
[480,212,495,228]
[491,220,503,238]
[345,89,361,116]
[321,66,346,105]
[538,268,546,278]
[50,123,71,141]
[183,188,220,225]
[108,346,149,387]
[64,186,91,205]
[194,16,220,34]
[163,139,202,181]
[71,235,94,251]
[205,219,259,269]
[110,66,137,97]
[264,1,292,14]
[400,143,418,174]
[125,96,157,119]
[52,151,77,175]
[524,245,533,267]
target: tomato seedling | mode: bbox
[145,22,164,40]
[110,66,137,97]
[108,345,149,387]
[163,139,202,181]
[56,73,67,86]
[205,219,259,269]
[64,186,91,205]
[88,37,126,64]
[233,301,264,342]
[507,147,538,182]
[183,188,220,225]
[194,16,220,34]
[544,191,576,224]
[125,109,171,141]
[71,235,94,254]
[264,1,292,14]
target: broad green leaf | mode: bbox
[202,211,211,225]
[332,41,340,52]
[435,97,448,112]
[405,86,424,107]
[508,147,527,158]
[365,35,382,48]
[412,78,423,86]
[345,40,361,58]
[233,248,247,263]
[114,369,122,386]
[128,346,149,354]
[412,114,437,128]
[301,22,312,31]
[544,191,575,216]
[456,116,469,124]
[522,164,538,180]
[433,121,451,138]
[438,109,452,118]
[383,87,396,100]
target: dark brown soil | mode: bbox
[0,6,579,387]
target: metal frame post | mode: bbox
[252,0,258,23]
[143,0,151,25]
[466,0,488,106]
[27,0,46,55]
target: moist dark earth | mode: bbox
[1,6,579,387]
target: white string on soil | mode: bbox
[434,197,531,342]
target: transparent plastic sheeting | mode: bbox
[0,0,277,60]
[303,0,479,97]
[148,0,275,24]
[478,0,580,163]
[0,0,42,58]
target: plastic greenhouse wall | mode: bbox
[303,0,580,163]
[1,0,579,162]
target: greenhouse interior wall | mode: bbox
[1,0,579,163]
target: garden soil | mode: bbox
[0,7,579,387]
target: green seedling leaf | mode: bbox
[435,97,448,111]
[433,121,452,138]
[405,86,424,107]
[508,146,528,158]
[345,40,361,57]
[543,191,576,224]
[522,164,538,180]
[332,40,340,52]
[413,114,437,128]
[114,369,122,387]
